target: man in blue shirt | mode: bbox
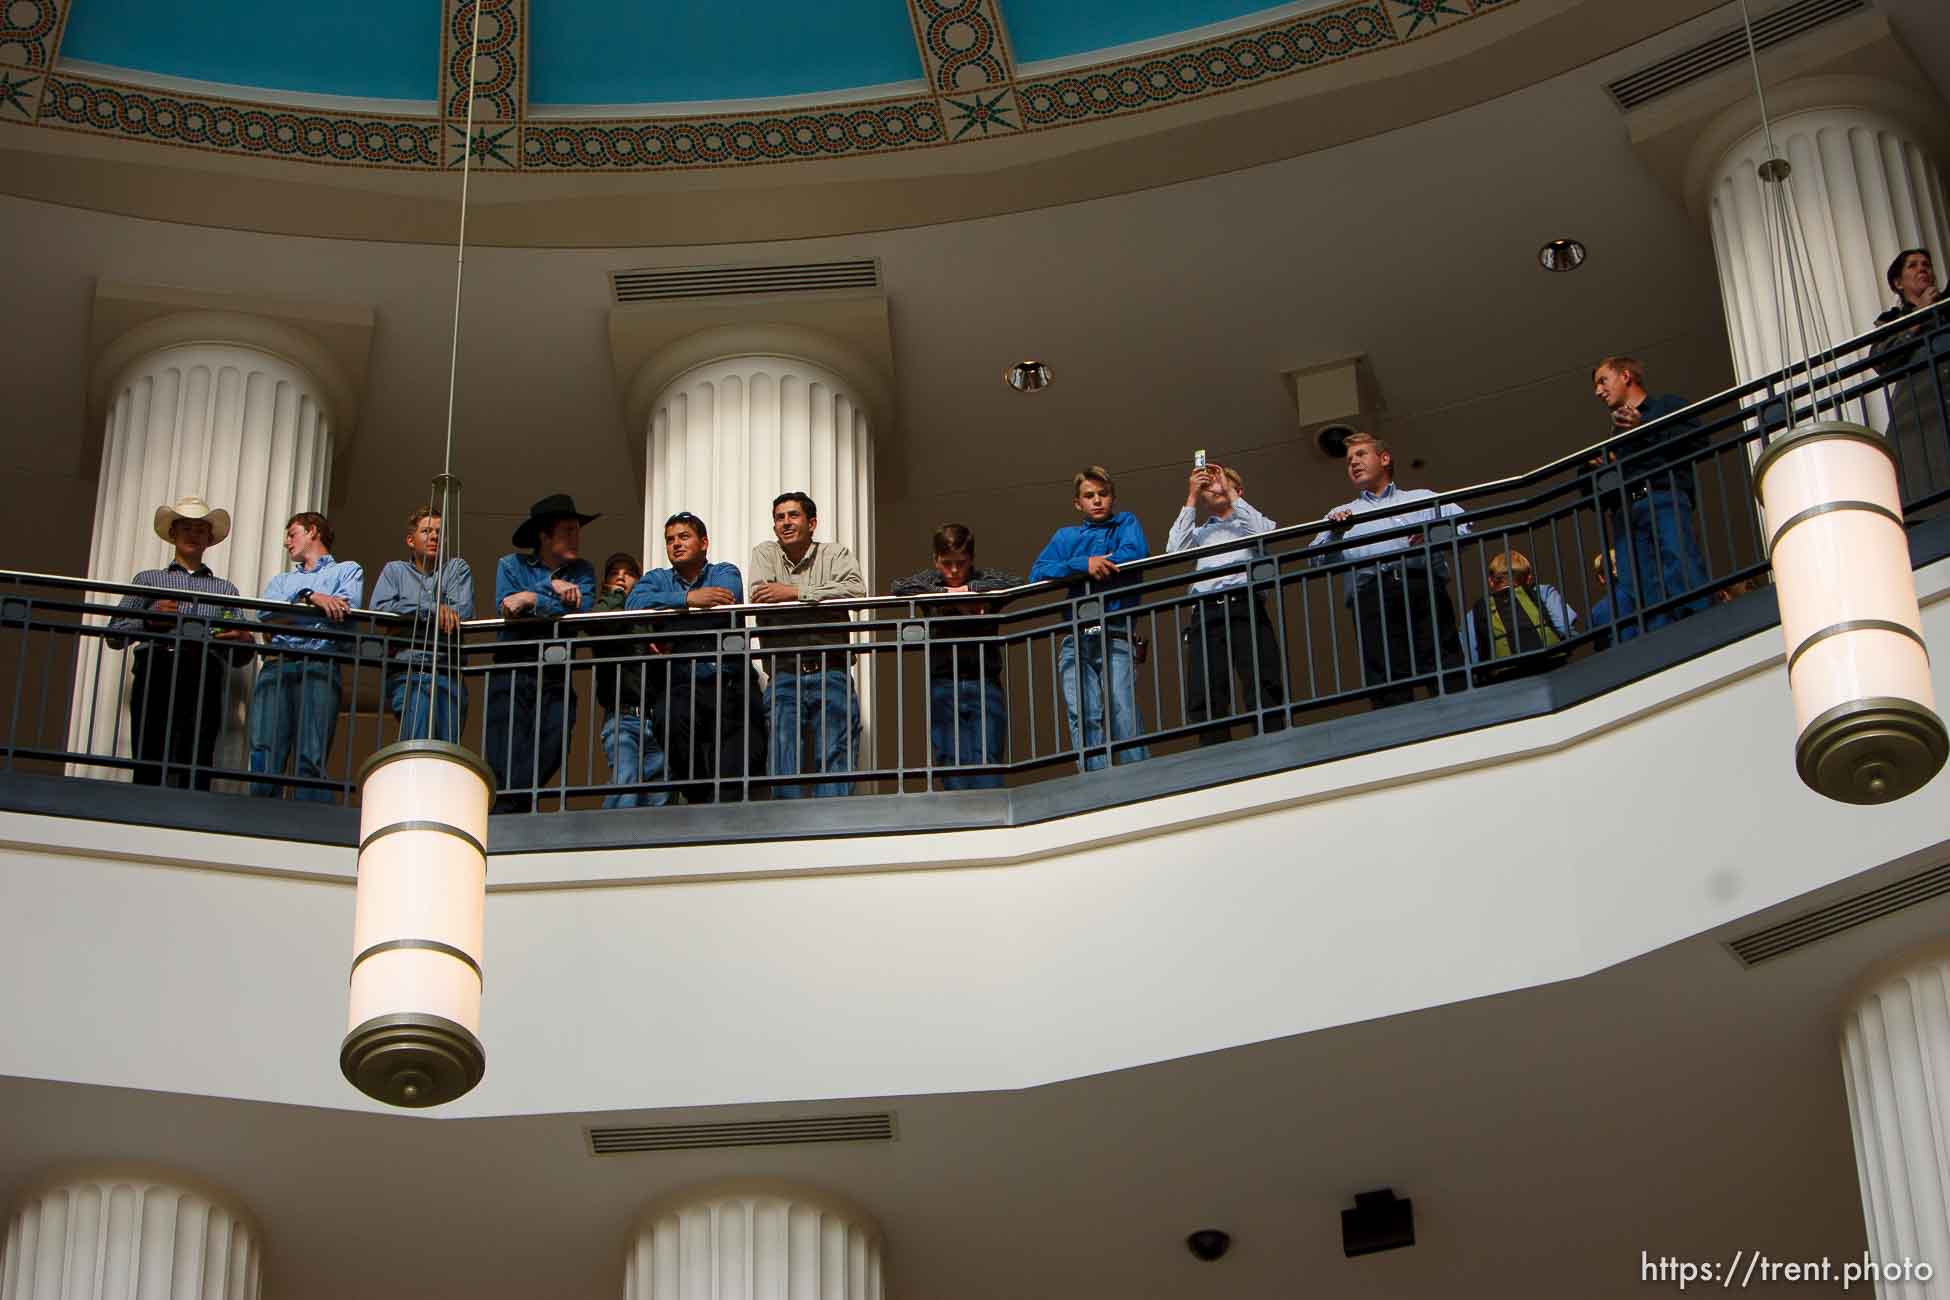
[1310,434,1467,709]
[1028,465,1150,771]
[370,506,474,743]
[488,494,598,813]
[1165,463,1286,746]
[1590,356,1711,634]
[624,511,766,803]
[250,511,364,800]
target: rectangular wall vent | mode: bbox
[611,259,881,305]
[1727,860,1950,967]
[1605,0,1867,112]
[588,1112,897,1155]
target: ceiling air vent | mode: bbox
[1726,860,1950,967]
[611,259,881,305]
[1605,0,1867,112]
[587,1111,897,1155]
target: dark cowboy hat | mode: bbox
[512,493,600,549]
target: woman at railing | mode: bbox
[1871,248,1949,503]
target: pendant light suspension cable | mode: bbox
[420,0,486,712]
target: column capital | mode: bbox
[85,281,374,450]
[624,1182,883,1300]
[623,323,892,437]
[1682,73,1950,220]
[4,1167,263,1300]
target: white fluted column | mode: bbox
[2,1170,262,1300]
[71,312,350,780]
[1841,951,1950,1298]
[1696,78,1950,386]
[624,1186,883,1300]
[638,353,875,589]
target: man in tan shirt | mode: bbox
[749,491,867,797]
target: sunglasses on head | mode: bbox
[664,512,706,530]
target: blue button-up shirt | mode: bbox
[625,560,745,610]
[625,561,746,679]
[1307,483,1468,596]
[371,557,475,664]
[258,554,365,651]
[1166,499,1276,595]
[493,552,596,640]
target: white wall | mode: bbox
[3,557,1947,1119]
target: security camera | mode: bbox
[1185,1229,1232,1262]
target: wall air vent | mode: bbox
[1727,860,1950,967]
[1604,0,1868,112]
[610,259,881,305]
[587,1112,897,1155]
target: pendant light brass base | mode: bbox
[341,1013,485,1108]
[1797,696,1949,804]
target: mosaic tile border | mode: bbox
[38,74,442,168]
[910,0,1013,95]
[18,0,1517,173]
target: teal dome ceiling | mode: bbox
[57,0,1304,105]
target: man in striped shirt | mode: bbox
[106,495,256,790]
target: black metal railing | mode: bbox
[3,302,1945,817]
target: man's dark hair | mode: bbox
[603,551,642,581]
[405,506,440,532]
[772,491,817,519]
[1888,247,1933,293]
[664,511,708,539]
[932,523,975,558]
[286,511,334,549]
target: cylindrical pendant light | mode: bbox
[1753,420,1946,802]
[341,740,493,1106]
[339,2,494,1107]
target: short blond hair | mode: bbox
[1342,431,1390,458]
[1488,550,1534,583]
[1590,549,1616,580]
[1073,465,1115,497]
[1220,465,1245,494]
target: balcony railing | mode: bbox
[2,303,1946,833]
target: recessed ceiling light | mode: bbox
[1005,360,1052,392]
[1539,238,1587,272]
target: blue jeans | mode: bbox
[1056,631,1148,771]
[767,667,860,798]
[248,657,341,801]
[387,666,468,743]
[929,677,1007,790]
[601,712,669,809]
[1606,490,1711,632]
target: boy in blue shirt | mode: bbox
[1028,466,1151,771]
[488,494,598,813]
[250,511,364,800]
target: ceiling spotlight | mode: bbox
[1006,360,1053,392]
[1539,238,1587,272]
[1316,422,1356,459]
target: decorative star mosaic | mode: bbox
[448,121,515,168]
[1396,0,1465,35]
[0,68,40,121]
[945,88,1015,140]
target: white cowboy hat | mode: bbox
[153,495,232,546]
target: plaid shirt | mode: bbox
[106,562,243,649]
